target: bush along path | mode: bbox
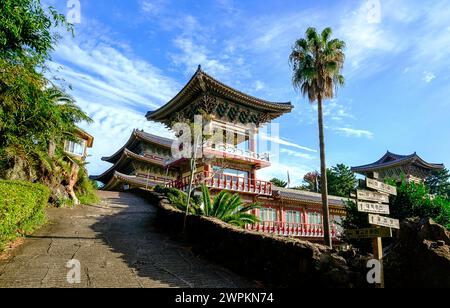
[0,180,49,252]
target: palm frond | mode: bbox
[290,27,346,104]
[201,184,212,216]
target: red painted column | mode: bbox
[249,127,257,192]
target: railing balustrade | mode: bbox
[247,221,339,238]
[208,143,270,162]
[166,171,273,196]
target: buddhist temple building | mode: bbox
[91,130,177,191]
[351,151,444,183]
[93,67,347,243]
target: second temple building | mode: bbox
[93,67,347,243]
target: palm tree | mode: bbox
[270,178,288,188]
[289,27,346,248]
[201,185,259,228]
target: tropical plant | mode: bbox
[270,178,288,188]
[201,185,259,228]
[154,185,203,215]
[290,27,346,247]
[154,185,259,228]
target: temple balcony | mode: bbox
[208,142,269,161]
[162,143,271,169]
[166,171,273,196]
[203,142,271,169]
[247,222,341,239]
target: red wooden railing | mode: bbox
[247,221,339,238]
[166,171,273,196]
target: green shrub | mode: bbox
[390,181,450,230]
[154,185,202,215]
[75,167,99,205]
[0,180,50,251]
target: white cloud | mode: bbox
[257,160,313,187]
[78,101,173,175]
[52,38,179,109]
[280,148,315,160]
[334,127,374,139]
[49,33,180,175]
[336,1,405,76]
[253,80,265,91]
[423,71,436,83]
[140,0,167,16]
[259,133,317,153]
[171,37,230,76]
[319,100,354,121]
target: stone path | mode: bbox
[0,191,254,288]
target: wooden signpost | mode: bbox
[368,214,400,229]
[357,201,390,215]
[366,178,397,196]
[357,189,390,203]
[346,227,392,239]
[351,176,399,288]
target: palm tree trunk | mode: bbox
[317,95,332,248]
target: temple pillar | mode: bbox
[279,206,285,223]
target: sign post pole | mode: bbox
[373,232,384,288]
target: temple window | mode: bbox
[212,166,249,179]
[259,208,277,222]
[285,210,302,224]
[64,139,86,157]
[307,212,322,225]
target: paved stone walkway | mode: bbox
[0,191,254,288]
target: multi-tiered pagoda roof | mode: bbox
[91,129,176,190]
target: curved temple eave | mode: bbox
[146,68,293,122]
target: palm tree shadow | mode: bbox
[90,192,253,288]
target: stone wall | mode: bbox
[140,190,369,288]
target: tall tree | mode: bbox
[327,164,357,197]
[425,168,450,199]
[290,27,346,247]
[0,0,71,64]
[302,171,320,192]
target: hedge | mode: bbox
[0,180,50,251]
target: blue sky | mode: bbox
[44,0,450,186]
